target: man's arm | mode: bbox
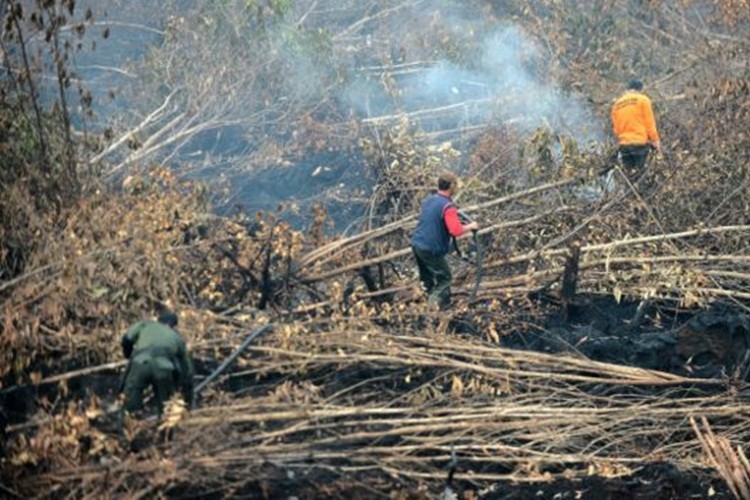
[177,341,195,407]
[642,96,661,150]
[443,206,479,236]
[611,103,621,139]
[121,321,145,359]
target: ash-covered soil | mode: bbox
[502,295,750,381]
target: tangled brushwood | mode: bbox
[3,118,750,496]
[2,0,750,499]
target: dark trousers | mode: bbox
[412,246,452,308]
[123,358,176,414]
[619,144,651,176]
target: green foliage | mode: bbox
[268,0,292,17]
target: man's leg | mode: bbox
[630,146,650,171]
[619,145,650,178]
[428,256,453,309]
[412,247,436,294]
[152,366,177,416]
[122,361,150,414]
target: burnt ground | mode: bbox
[468,294,748,500]
[2,294,746,499]
[447,462,726,499]
[501,294,750,381]
[255,295,743,499]
[183,461,729,499]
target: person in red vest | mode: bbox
[611,79,662,174]
[411,172,479,308]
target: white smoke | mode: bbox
[345,21,602,143]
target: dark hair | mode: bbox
[627,79,643,91]
[438,172,457,191]
[158,310,178,327]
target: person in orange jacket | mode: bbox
[611,79,661,173]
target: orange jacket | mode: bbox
[611,91,660,146]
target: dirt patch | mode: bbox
[465,463,729,499]
[500,295,750,381]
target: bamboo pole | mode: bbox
[0,360,127,395]
[301,207,575,283]
[299,178,581,268]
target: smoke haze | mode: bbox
[345,22,601,143]
[52,0,605,222]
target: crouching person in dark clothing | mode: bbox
[411,172,479,309]
[120,309,194,416]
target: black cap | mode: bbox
[158,310,178,327]
[627,79,643,91]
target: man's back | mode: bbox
[121,318,194,412]
[128,320,184,355]
[611,91,659,146]
[412,192,453,256]
[124,319,192,377]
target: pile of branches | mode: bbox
[4,119,750,496]
[2,1,750,497]
[301,122,750,313]
[6,317,745,497]
[0,168,309,386]
[3,110,750,496]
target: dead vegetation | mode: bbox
[4,318,747,498]
[2,0,750,498]
[4,120,750,496]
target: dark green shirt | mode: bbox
[123,320,195,403]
